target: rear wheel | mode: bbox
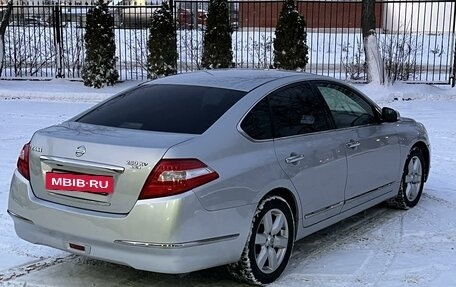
[228,196,294,285]
[388,147,425,209]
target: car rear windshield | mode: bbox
[76,84,246,134]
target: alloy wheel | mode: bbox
[404,155,423,202]
[254,208,289,274]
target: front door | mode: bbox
[313,81,401,210]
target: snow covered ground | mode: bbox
[0,78,455,286]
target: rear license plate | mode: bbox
[45,172,114,194]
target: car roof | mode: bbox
[144,69,328,92]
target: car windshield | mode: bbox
[76,84,246,134]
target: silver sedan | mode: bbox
[8,70,430,284]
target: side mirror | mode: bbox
[382,107,400,123]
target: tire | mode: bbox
[228,196,295,285]
[388,147,425,209]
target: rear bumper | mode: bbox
[8,170,254,273]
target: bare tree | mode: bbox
[361,0,384,84]
[0,0,13,75]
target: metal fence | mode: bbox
[1,0,455,84]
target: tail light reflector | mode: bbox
[17,143,31,180]
[139,159,219,199]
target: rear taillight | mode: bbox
[139,159,219,200]
[17,143,31,180]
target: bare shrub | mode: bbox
[4,26,55,77]
[249,35,273,69]
[380,31,421,83]
[341,39,366,81]
[177,29,203,71]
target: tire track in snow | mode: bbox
[287,206,396,270]
[422,192,456,209]
[3,193,454,286]
[0,255,74,283]
[279,191,456,287]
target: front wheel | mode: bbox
[228,196,295,285]
[388,147,425,209]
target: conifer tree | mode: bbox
[273,0,308,70]
[201,0,233,69]
[147,2,177,78]
[82,0,119,88]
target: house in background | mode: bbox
[238,0,382,29]
[238,0,455,34]
[1,0,454,34]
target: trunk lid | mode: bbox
[29,122,195,214]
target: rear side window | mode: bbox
[77,84,246,134]
[269,83,332,138]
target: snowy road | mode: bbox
[1,86,456,286]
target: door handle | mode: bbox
[346,140,361,149]
[285,153,305,164]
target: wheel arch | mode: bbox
[259,187,300,238]
[412,141,430,182]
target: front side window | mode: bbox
[77,84,246,134]
[316,82,377,128]
[269,83,332,138]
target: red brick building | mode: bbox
[238,1,383,29]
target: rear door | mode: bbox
[269,82,348,227]
[313,81,401,210]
